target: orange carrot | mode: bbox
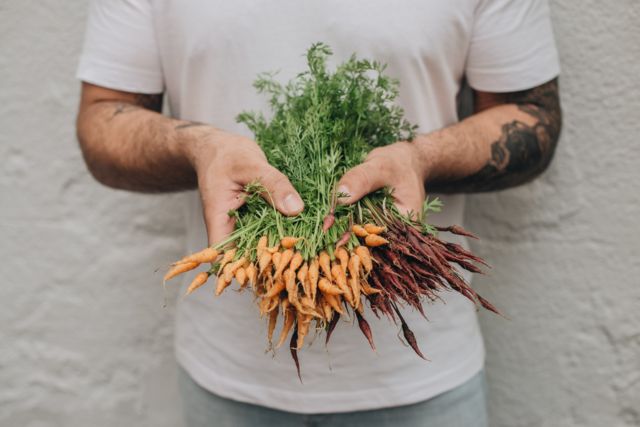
[318,278,343,295]
[215,275,232,296]
[258,252,272,275]
[235,267,248,287]
[274,249,293,279]
[271,251,282,274]
[364,223,385,235]
[174,247,219,265]
[355,246,373,272]
[284,268,298,305]
[277,307,295,348]
[297,262,309,296]
[257,236,268,257]
[185,271,210,295]
[267,307,278,343]
[319,251,332,280]
[164,262,199,282]
[352,224,369,238]
[264,276,286,298]
[324,293,344,314]
[365,234,389,247]
[331,263,351,304]
[245,263,257,287]
[224,257,246,282]
[266,244,280,254]
[289,251,303,273]
[360,280,382,295]
[217,248,237,274]
[281,236,299,249]
[348,254,361,308]
[308,258,319,301]
[335,247,349,272]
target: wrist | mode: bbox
[177,123,221,174]
[410,134,442,184]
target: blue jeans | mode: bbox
[178,367,488,427]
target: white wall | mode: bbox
[0,1,638,426]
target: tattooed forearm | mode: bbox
[430,79,561,193]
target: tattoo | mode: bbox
[432,79,561,193]
[175,121,206,130]
[110,103,140,120]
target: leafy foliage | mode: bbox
[221,43,431,259]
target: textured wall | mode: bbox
[0,1,638,426]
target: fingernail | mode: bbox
[337,185,351,204]
[283,193,304,213]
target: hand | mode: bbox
[336,141,428,218]
[189,128,304,245]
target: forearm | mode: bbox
[417,79,561,193]
[76,94,209,192]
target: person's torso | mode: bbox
[154,0,484,412]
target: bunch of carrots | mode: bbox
[163,43,499,378]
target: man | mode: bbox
[76,1,561,425]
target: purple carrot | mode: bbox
[335,230,352,249]
[322,213,335,232]
[435,224,479,239]
[392,304,427,360]
[325,313,340,346]
[355,311,376,351]
[290,325,302,383]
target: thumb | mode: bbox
[258,164,304,216]
[336,159,385,205]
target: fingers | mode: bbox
[201,184,246,246]
[336,157,386,205]
[255,164,304,216]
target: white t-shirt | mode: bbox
[78,0,559,414]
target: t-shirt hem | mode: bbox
[175,342,485,414]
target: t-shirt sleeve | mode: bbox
[76,0,163,94]
[466,0,560,93]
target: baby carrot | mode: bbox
[185,271,210,295]
[364,223,385,235]
[355,246,373,272]
[281,236,299,249]
[164,262,199,282]
[352,224,368,238]
[365,234,389,247]
[174,247,219,265]
[318,278,343,295]
[319,251,332,280]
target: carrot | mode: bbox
[267,306,279,343]
[324,293,344,314]
[352,224,369,238]
[297,262,309,296]
[319,251,332,280]
[265,295,280,313]
[331,263,352,304]
[274,249,294,279]
[264,276,286,298]
[308,258,319,300]
[258,252,272,275]
[355,311,376,350]
[335,247,349,272]
[364,223,385,235]
[245,263,257,287]
[355,246,373,272]
[257,236,268,257]
[296,312,312,349]
[277,307,295,348]
[321,297,333,322]
[284,269,298,305]
[347,254,361,308]
[215,275,232,296]
[174,247,219,265]
[360,280,382,295]
[224,257,246,282]
[164,261,199,282]
[217,248,237,274]
[335,230,351,249]
[267,244,280,254]
[235,267,248,287]
[365,234,389,247]
[289,251,303,273]
[318,278,343,295]
[281,236,299,249]
[185,271,210,295]
[271,251,282,274]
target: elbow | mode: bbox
[76,125,123,190]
